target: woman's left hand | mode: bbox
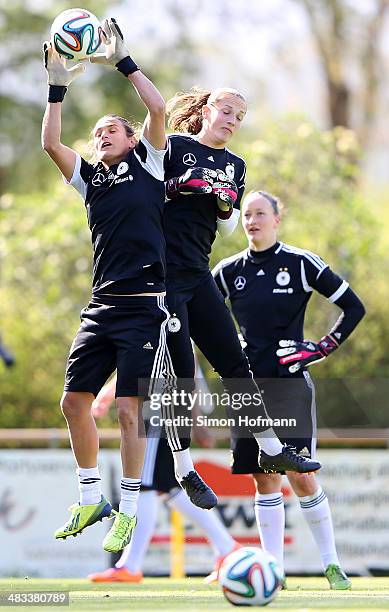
[277,335,338,373]
[212,170,238,215]
[90,17,130,67]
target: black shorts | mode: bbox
[231,372,317,474]
[141,423,178,493]
[164,271,265,451]
[64,295,169,397]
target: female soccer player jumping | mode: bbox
[87,365,240,584]
[42,18,169,553]
[162,87,321,510]
[213,191,365,589]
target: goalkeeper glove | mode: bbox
[90,17,139,76]
[276,335,339,373]
[166,167,216,198]
[43,42,85,102]
[212,170,238,218]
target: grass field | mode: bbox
[1,577,389,611]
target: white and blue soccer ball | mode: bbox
[51,8,102,61]
[219,547,283,606]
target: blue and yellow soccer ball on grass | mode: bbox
[219,546,283,606]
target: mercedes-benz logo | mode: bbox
[183,153,197,166]
[234,276,246,291]
[92,172,107,187]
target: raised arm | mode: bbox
[91,18,165,150]
[129,72,165,150]
[41,43,85,180]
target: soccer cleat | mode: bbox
[88,567,143,583]
[280,576,287,590]
[325,564,351,590]
[260,445,321,474]
[54,496,113,539]
[203,542,242,584]
[102,512,137,553]
[179,470,218,509]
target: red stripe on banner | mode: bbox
[282,485,293,498]
[194,461,256,496]
[150,535,292,545]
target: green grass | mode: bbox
[0,577,389,611]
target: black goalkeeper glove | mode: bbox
[166,167,216,198]
[212,170,238,219]
[276,335,339,373]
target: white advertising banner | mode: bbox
[0,450,110,578]
[0,449,389,577]
[188,449,389,576]
[142,449,389,575]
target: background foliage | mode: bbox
[0,1,388,428]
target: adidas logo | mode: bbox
[143,342,154,350]
[207,155,214,162]
[66,513,80,532]
[257,269,265,276]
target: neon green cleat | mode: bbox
[102,511,137,553]
[55,496,113,539]
[325,564,351,590]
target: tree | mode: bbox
[0,1,110,194]
[1,116,388,428]
[296,0,389,143]
[0,185,91,426]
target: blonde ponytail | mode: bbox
[167,87,211,134]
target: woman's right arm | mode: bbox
[41,43,85,181]
[42,102,77,181]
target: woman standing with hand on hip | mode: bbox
[42,18,169,554]
[213,190,365,588]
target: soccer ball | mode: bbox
[219,547,282,606]
[51,8,102,61]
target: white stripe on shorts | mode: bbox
[303,370,317,459]
[161,348,181,451]
[149,296,182,451]
[148,296,171,393]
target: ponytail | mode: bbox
[167,86,247,135]
[167,87,211,134]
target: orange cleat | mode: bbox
[88,567,143,583]
[203,541,242,584]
